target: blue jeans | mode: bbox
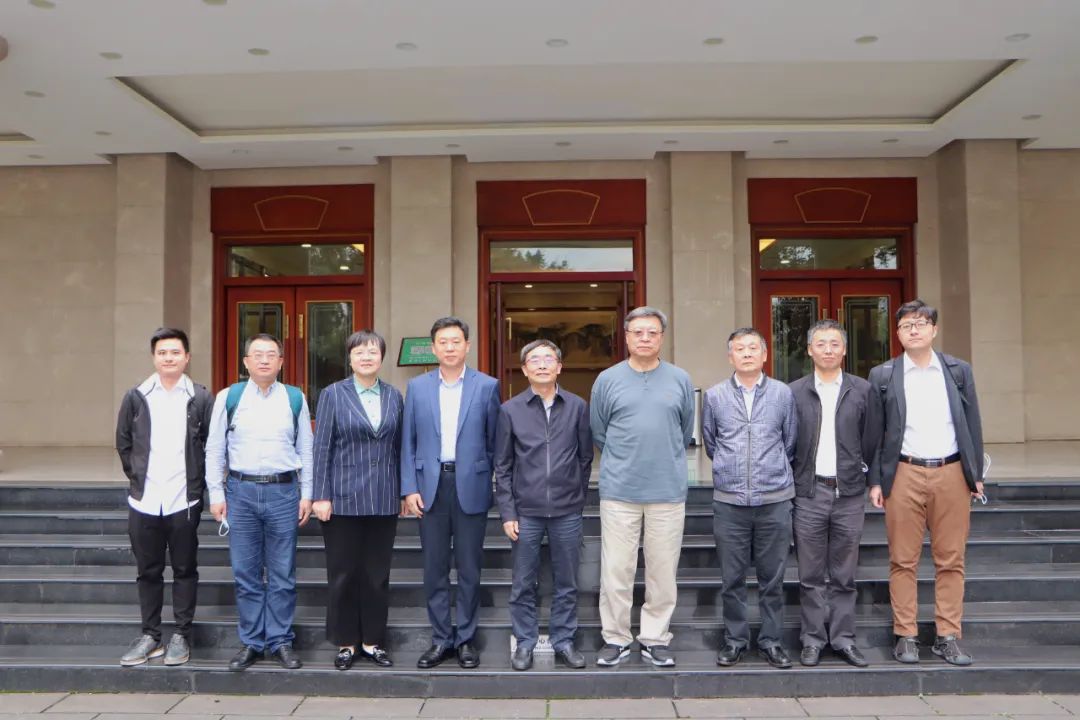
[509,513,583,652]
[225,476,299,653]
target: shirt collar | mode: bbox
[138,373,193,397]
[354,377,381,395]
[814,371,843,389]
[439,368,466,388]
[733,372,765,391]
[527,384,561,405]
[248,378,281,397]
[903,352,942,374]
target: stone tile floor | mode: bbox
[0,694,1078,720]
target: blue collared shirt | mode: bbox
[354,376,382,431]
[204,380,314,504]
[438,369,465,462]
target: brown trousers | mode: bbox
[884,460,971,637]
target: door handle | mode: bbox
[820,307,827,320]
[284,316,289,340]
[506,316,512,341]
[298,313,304,340]
[837,307,845,325]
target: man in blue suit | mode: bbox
[402,316,501,669]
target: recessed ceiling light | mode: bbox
[27,154,44,159]
[854,35,878,44]
[95,130,112,136]
[779,258,791,265]
[24,90,45,98]
[395,42,418,51]
[546,38,569,48]
[589,283,599,288]
[230,148,249,154]
[702,37,724,46]
[99,51,123,60]
[663,140,679,145]
[1005,33,1030,42]
[555,141,572,147]
[1022,113,1042,120]
[337,145,353,151]
[247,47,270,56]
[773,139,789,145]
[445,143,461,149]
[339,265,350,271]
[29,0,56,8]
[301,243,312,248]
[882,138,899,144]
[527,308,536,311]
[524,284,534,289]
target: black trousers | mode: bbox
[128,504,201,641]
[321,513,398,647]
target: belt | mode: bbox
[440,461,456,473]
[229,471,297,484]
[814,475,838,488]
[899,453,961,468]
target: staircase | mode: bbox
[1,480,1079,697]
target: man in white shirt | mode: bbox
[115,328,214,667]
[868,300,985,666]
[789,320,881,668]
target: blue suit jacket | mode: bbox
[312,378,403,516]
[400,367,501,515]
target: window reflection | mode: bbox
[490,239,633,273]
[229,243,365,278]
[759,237,898,271]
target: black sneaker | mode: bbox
[596,643,631,666]
[641,644,676,667]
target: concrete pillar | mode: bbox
[669,152,737,389]
[387,156,453,386]
[936,140,1025,442]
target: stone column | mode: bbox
[669,152,737,389]
[387,156,453,386]
[936,140,1025,442]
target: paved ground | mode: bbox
[1,694,1078,720]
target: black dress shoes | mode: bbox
[555,644,586,669]
[800,645,822,667]
[457,642,480,668]
[837,645,870,667]
[511,645,533,671]
[228,646,261,672]
[272,644,302,669]
[716,643,745,667]
[416,644,455,669]
[759,645,793,669]
[334,647,355,671]
[358,645,394,667]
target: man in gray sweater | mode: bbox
[590,307,694,668]
[702,327,798,670]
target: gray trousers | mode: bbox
[793,489,865,650]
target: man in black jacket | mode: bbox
[115,328,214,667]
[494,339,593,671]
[868,300,984,666]
[790,319,881,668]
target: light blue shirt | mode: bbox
[438,369,465,462]
[736,372,765,418]
[354,376,381,431]
[204,380,314,505]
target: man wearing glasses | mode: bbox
[205,333,314,671]
[868,300,985,666]
[590,307,694,667]
[495,340,593,671]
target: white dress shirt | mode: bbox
[901,352,959,459]
[735,372,765,418]
[128,373,198,516]
[204,380,314,505]
[439,369,465,462]
[814,372,842,477]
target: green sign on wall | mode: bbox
[397,337,437,367]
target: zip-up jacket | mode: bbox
[115,379,215,503]
[702,374,798,506]
[493,386,593,522]
[789,372,882,498]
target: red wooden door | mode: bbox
[225,286,296,386]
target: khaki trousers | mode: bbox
[884,460,971,637]
[598,498,685,647]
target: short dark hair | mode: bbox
[430,316,470,342]
[727,327,767,352]
[346,329,386,359]
[806,319,847,346]
[895,299,938,325]
[244,333,283,356]
[520,339,562,365]
[150,327,189,354]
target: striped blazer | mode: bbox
[312,377,403,516]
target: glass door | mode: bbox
[832,280,902,378]
[225,287,295,386]
[295,285,365,419]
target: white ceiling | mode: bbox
[0,0,1078,169]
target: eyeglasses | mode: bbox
[627,329,663,340]
[897,319,932,333]
[247,351,281,360]
[524,355,559,367]
[350,347,382,358]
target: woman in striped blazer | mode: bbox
[312,330,404,670]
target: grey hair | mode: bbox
[623,306,668,332]
[519,339,563,365]
[726,327,767,352]
[806,319,847,347]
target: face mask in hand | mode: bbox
[218,518,230,536]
